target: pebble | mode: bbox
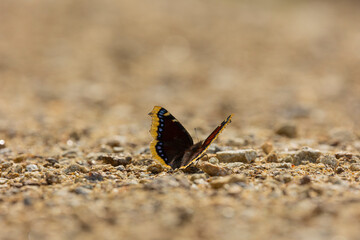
[13,155,26,163]
[13,165,23,173]
[112,147,124,153]
[276,124,297,138]
[277,163,292,169]
[206,144,223,154]
[209,177,230,189]
[334,152,353,159]
[63,164,89,174]
[0,139,6,149]
[265,152,278,163]
[282,174,293,183]
[189,174,207,181]
[350,164,360,171]
[98,155,132,166]
[105,136,126,147]
[117,165,125,171]
[216,149,257,163]
[46,158,59,165]
[197,161,231,176]
[224,162,244,168]
[293,147,321,165]
[261,142,273,155]
[26,164,39,172]
[208,157,219,164]
[209,174,247,189]
[147,163,164,174]
[281,156,294,163]
[144,176,189,190]
[73,187,91,195]
[86,171,104,181]
[1,162,13,169]
[318,155,338,168]
[335,167,344,174]
[0,178,8,184]
[62,150,80,158]
[300,175,311,185]
[45,173,61,185]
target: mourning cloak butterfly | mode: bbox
[149,106,232,169]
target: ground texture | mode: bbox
[0,1,360,240]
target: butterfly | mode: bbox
[149,106,232,169]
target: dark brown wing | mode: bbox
[179,114,233,169]
[149,106,194,169]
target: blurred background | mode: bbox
[0,0,359,150]
[1,1,360,240]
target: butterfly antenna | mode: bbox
[194,128,199,143]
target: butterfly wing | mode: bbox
[180,114,233,169]
[149,106,194,169]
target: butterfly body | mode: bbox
[149,106,232,169]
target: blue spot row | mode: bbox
[156,143,167,161]
[159,109,167,116]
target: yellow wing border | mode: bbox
[149,106,172,169]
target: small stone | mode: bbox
[1,162,13,169]
[197,161,231,176]
[105,136,126,147]
[281,156,294,163]
[45,173,61,185]
[26,164,38,172]
[300,175,311,185]
[227,174,247,184]
[209,177,229,189]
[86,171,104,181]
[208,157,219,164]
[0,139,6,149]
[24,180,41,186]
[112,147,124,153]
[209,174,247,189]
[293,147,321,165]
[73,187,91,195]
[276,124,297,138]
[328,176,343,185]
[13,155,26,163]
[13,165,23,173]
[117,165,125,171]
[46,158,59,165]
[224,162,244,168]
[335,152,353,159]
[277,163,292,169]
[265,152,278,163]
[98,155,132,166]
[350,164,360,171]
[7,173,19,179]
[261,142,273,155]
[64,164,89,174]
[23,197,33,206]
[318,155,338,168]
[283,174,293,183]
[147,163,164,174]
[206,144,223,154]
[144,176,185,190]
[189,174,206,181]
[335,167,344,174]
[216,149,257,163]
[0,178,8,184]
[62,150,80,158]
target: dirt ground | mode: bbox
[1,0,360,239]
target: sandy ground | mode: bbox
[0,0,360,239]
